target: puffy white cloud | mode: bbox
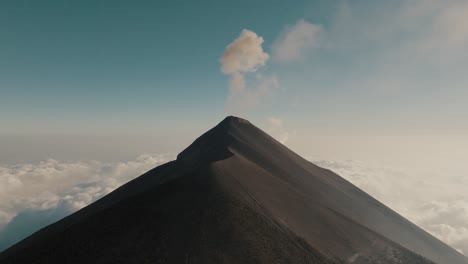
[414,200,468,254]
[219,21,323,113]
[0,154,173,251]
[314,159,468,257]
[221,29,269,75]
[221,30,278,113]
[272,19,322,62]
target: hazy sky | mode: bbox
[1,0,468,255]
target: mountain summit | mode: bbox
[1,116,467,264]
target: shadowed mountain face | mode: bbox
[1,116,467,264]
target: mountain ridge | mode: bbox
[1,116,467,264]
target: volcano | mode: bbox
[1,116,467,264]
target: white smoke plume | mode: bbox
[221,30,277,113]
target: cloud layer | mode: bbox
[0,154,172,251]
[314,159,468,256]
[1,154,467,257]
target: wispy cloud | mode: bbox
[272,19,323,62]
[266,117,291,144]
[267,117,283,128]
[220,20,322,114]
[327,0,468,85]
[398,0,468,62]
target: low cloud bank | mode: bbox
[1,155,466,257]
[0,154,172,251]
[314,159,468,256]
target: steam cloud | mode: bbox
[221,30,278,113]
[221,29,269,75]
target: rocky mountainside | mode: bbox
[1,116,467,264]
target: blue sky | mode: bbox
[1,0,468,254]
[0,0,331,161]
[1,0,468,165]
[0,0,322,121]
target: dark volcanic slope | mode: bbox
[1,117,467,264]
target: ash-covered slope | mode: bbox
[1,116,467,264]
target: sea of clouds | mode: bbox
[0,155,467,257]
[0,154,173,250]
[314,159,468,255]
